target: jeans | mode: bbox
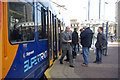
[96,48,103,63]
[82,47,90,65]
[73,44,79,55]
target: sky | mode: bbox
[51,0,117,26]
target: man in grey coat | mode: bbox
[59,26,74,68]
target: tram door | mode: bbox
[58,20,62,55]
[48,9,53,66]
[56,17,59,58]
[52,15,57,61]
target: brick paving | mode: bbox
[47,43,119,78]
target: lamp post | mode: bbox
[87,0,90,28]
[99,0,101,20]
[104,0,108,21]
[83,7,87,21]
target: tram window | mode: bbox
[37,10,42,39]
[45,11,48,38]
[38,7,48,40]
[52,14,56,42]
[8,2,35,44]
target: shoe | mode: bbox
[93,61,97,63]
[81,64,88,67]
[69,65,75,68]
[83,62,85,64]
[64,59,69,62]
[97,62,102,64]
[73,56,76,59]
[59,60,63,64]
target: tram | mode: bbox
[0,0,62,79]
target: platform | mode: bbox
[45,42,119,79]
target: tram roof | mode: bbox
[39,0,56,15]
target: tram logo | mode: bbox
[26,50,34,56]
[24,50,47,72]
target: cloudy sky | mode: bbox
[51,0,117,26]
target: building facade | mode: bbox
[70,19,80,32]
[115,0,120,38]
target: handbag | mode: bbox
[100,44,106,50]
[100,34,106,50]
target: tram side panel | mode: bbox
[2,2,19,78]
[1,1,61,79]
[1,2,49,79]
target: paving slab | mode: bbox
[47,43,119,79]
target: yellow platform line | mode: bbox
[45,58,59,80]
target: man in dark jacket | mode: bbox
[94,27,106,64]
[72,28,79,58]
[80,25,93,67]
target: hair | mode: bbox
[74,28,78,31]
[66,26,69,29]
[80,28,83,32]
[14,24,17,29]
[99,27,103,31]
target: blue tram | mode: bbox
[0,0,62,79]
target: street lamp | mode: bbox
[99,0,101,20]
[88,0,90,21]
[104,0,108,21]
[83,7,87,21]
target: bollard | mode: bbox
[105,22,108,56]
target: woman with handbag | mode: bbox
[93,27,106,64]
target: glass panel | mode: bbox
[38,7,48,40]
[45,11,48,38]
[37,10,42,39]
[9,2,35,43]
[49,11,52,60]
[44,10,48,38]
[37,3,41,10]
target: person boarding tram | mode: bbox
[59,26,74,68]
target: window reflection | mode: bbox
[8,2,35,43]
[37,7,48,40]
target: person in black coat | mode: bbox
[80,27,93,48]
[72,28,79,58]
[11,25,21,42]
[80,25,93,67]
[93,27,106,64]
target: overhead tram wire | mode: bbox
[49,0,67,10]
